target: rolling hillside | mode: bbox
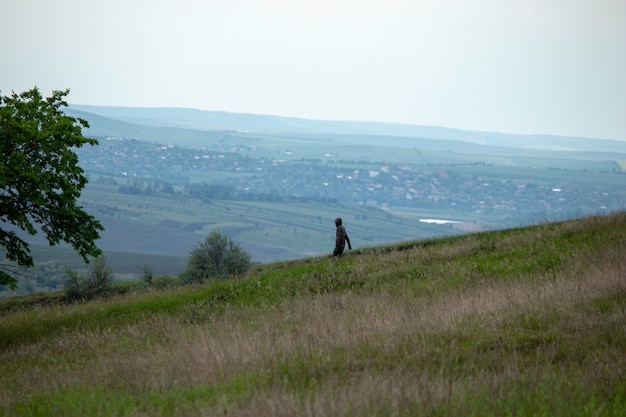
[5,104,624,296]
[69,104,626,153]
[1,212,625,416]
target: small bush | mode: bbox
[63,269,84,301]
[63,257,114,301]
[141,263,154,285]
[152,275,179,289]
[183,230,252,283]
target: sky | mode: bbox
[1,0,625,140]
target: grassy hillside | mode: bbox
[1,212,625,416]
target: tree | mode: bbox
[184,230,252,283]
[63,256,113,301]
[0,87,104,289]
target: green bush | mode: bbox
[141,263,154,285]
[183,230,252,283]
[63,257,113,301]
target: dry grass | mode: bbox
[1,212,625,416]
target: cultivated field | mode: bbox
[78,182,458,262]
[1,211,624,416]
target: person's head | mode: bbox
[335,217,342,227]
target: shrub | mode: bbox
[183,230,252,283]
[141,263,154,285]
[63,257,114,301]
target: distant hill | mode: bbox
[69,104,626,154]
[66,108,227,147]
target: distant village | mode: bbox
[78,137,624,228]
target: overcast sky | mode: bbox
[2,0,625,140]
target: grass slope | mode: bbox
[1,212,625,416]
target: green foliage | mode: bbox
[141,263,153,285]
[183,230,252,283]
[0,87,104,289]
[0,259,68,296]
[63,257,113,301]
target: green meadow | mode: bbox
[1,211,624,416]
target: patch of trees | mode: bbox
[0,228,254,298]
[0,260,67,296]
[115,178,338,205]
[185,183,235,202]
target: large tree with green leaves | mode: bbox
[0,87,104,289]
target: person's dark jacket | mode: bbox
[333,217,351,256]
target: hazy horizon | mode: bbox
[2,0,625,141]
[69,102,626,143]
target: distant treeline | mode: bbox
[115,178,337,204]
[118,180,175,196]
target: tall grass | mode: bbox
[1,212,625,416]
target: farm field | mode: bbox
[78,182,458,261]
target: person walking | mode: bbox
[333,217,351,256]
